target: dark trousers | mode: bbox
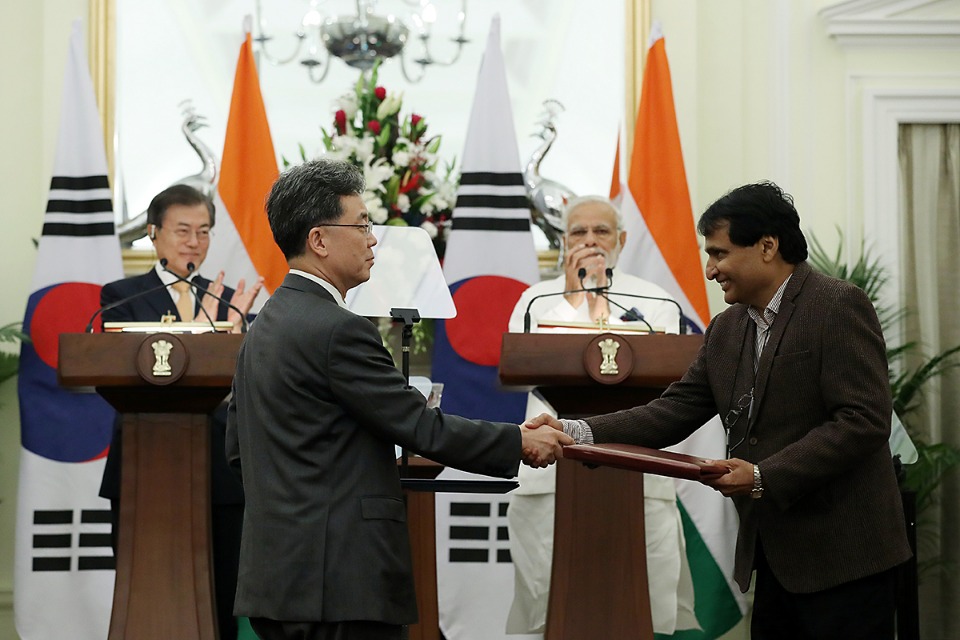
[249,618,405,640]
[751,541,897,640]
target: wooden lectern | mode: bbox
[59,332,243,640]
[499,332,707,640]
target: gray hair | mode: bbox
[561,195,623,231]
[266,159,365,259]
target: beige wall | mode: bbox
[0,1,89,636]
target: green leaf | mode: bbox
[425,136,441,154]
[377,123,392,148]
[386,217,408,226]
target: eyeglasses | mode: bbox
[567,225,617,241]
[723,387,754,456]
[318,221,374,236]
[158,226,213,242]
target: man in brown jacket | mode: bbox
[529,181,911,639]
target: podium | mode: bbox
[499,332,707,639]
[59,332,243,640]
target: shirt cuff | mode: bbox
[560,419,594,445]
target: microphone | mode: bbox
[603,269,686,335]
[522,283,609,333]
[85,276,181,333]
[597,292,656,334]
[577,267,614,294]
[160,259,249,333]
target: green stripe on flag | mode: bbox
[655,501,743,640]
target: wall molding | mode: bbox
[855,76,960,336]
[821,0,960,47]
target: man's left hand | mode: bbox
[701,457,755,496]
[228,276,265,333]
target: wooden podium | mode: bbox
[499,332,707,640]
[59,332,243,640]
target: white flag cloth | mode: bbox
[430,15,540,640]
[14,19,123,640]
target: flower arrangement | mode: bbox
[311,61,458,249]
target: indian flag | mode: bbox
[615,22,746,639]
[203,25,285,305]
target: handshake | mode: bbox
[518,413,572,468]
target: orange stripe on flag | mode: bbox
[609,131,621,201]
[219,33,285,293]
[627,36,710,326]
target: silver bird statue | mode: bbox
[117,101,219,245]
[523,99,575,251]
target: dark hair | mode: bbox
[266,159,365,259]
[697,181,808,264]
[147,184,216,228]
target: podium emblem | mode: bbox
[598,338,620,375]
[151,340,173,376]
[583,333,633,385]
[136,333,189,385]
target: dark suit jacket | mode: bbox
[98,268,243,504]
[99,268,235,325]
[587,261,911,594]
[225,273,522,624]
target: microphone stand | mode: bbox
[161,259,249,333]
[390,307,421,477]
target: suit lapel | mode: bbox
[138,270,180,320]
[749,262,811,427]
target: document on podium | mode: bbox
[345,225,455,319]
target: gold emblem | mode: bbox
[151,339,174,377]
[598,337,620,375]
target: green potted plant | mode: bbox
[808,234,960,578]
[0,321,28,388]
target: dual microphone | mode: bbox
[522,268,685,334]
[84,259,249,333]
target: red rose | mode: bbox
[399,170,423,194]
[334,109,347,134]
[367,120,382,135]
[374,86,387,100]
[410,113,423,127]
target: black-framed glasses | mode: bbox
[724,387,754,456]
[317,221,374,236]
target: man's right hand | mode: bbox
[520,423,573,468]
[523,413,565,432]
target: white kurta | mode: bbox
[505,272,699,635]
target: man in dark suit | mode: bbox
[225,159,572,640]
[529,182,912,640]
[98,184,263,639]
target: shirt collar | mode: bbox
[747,274,792,331]
[290,269,347,308]
[154,262,194,288]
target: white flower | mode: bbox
[421,199,436,215]
[420,220,439,239]
[363,157,394,191]
[363,191,388,224]
[392,149,412,168]
[396,193,411,213]
[334,92,358,119]
[354,136,376,163]
[376,91,403,119]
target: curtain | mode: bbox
[898,123,960,640]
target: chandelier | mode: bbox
[253,0,469,84]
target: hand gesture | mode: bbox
[519,423,574,468]
[522,413,565,431]
[198,271,227,322]
[228,276,265,333]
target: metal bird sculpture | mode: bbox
[117,101,219,245]
[522,99,575,251]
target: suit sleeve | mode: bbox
[586,320,721,447]
[326,314,522,479]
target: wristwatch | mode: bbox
[751,464,764,499]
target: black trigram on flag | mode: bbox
[446,499,512,564]
[42,174,115,238]
[32,509,115,572]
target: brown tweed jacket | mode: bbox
[586,261,911,593]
